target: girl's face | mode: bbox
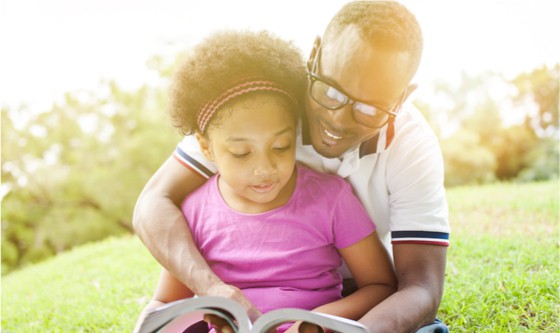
[198,94,298,214]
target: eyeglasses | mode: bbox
[307,47,407,129]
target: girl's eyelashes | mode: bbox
[229,143,291,158]
[273,145,291,152]
[231,152,250,158]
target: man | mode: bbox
[133,1,449,332]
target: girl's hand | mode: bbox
[203,314,236,333]
[284,321,325,333]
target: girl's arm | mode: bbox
[152,268,196,303]
[285,232,396,333]
[313,232,397,319]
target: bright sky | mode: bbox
[1,0,559,111]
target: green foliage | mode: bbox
[491,125,540,180]
[517,137,560,182]
[2,181,558,332]
[512,64,559,136]
[417,64,559,186]
[440,130,496,186]
[1,80,179,274]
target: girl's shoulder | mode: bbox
[296,163,351,194]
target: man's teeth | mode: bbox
[324,129,342,140]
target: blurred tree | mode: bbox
[510,64,559,181]
[517,137,559,181]
[440,129,497,186]
[493,125,540,180]
[461,98,539,180]
[492,125,539,180]
[422,72,505,185]
[461,96,503,143]
[429,71,502,135]
[1,79,178,273]
[421,65,558,185]
[512,64,559,136]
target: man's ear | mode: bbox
[307,36,322,72]
[402,83,418,103]
[196,132,215,162]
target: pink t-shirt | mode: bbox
[182,164,375,314]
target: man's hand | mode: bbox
[205,283,262,322]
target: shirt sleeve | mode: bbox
[387,111,450,247]
[332,180,376,249]
[173,135,217,179]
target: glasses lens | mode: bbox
[309,74,396,128]
[311,79,347,109]
[353,103,390,128]
[354,102,378,116]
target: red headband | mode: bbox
[197,80,297,133]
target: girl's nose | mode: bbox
[253,155,276,177]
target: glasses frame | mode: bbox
[307,46,407,129]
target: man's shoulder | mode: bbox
[175,135,218,178]
[385,103,442,161]
[395,104,438,140]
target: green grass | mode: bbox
[1,236,161,332]
[2,181,559,332]
[440,180,559,332]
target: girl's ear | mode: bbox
[196,132,215,162]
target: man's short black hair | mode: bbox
[324,1,423,74]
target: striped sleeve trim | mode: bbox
[391,231,450,247]
[173,148,215,179]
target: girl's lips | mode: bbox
[251,183,276,193]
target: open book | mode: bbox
[137,296,368,333]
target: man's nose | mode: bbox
[328,104,356,128]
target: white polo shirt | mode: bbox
[174,102,450,252]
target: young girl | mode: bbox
[135,30,396,333]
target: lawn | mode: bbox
[2,180,558,332]
[440,181,559,332]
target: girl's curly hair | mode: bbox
[168,30,307,135]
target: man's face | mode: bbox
[305,25,414,158]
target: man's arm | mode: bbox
[133,268,195,333]
[133,156,261,320]
[358,244,447,333]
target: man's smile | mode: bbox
[324,128,343,141]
